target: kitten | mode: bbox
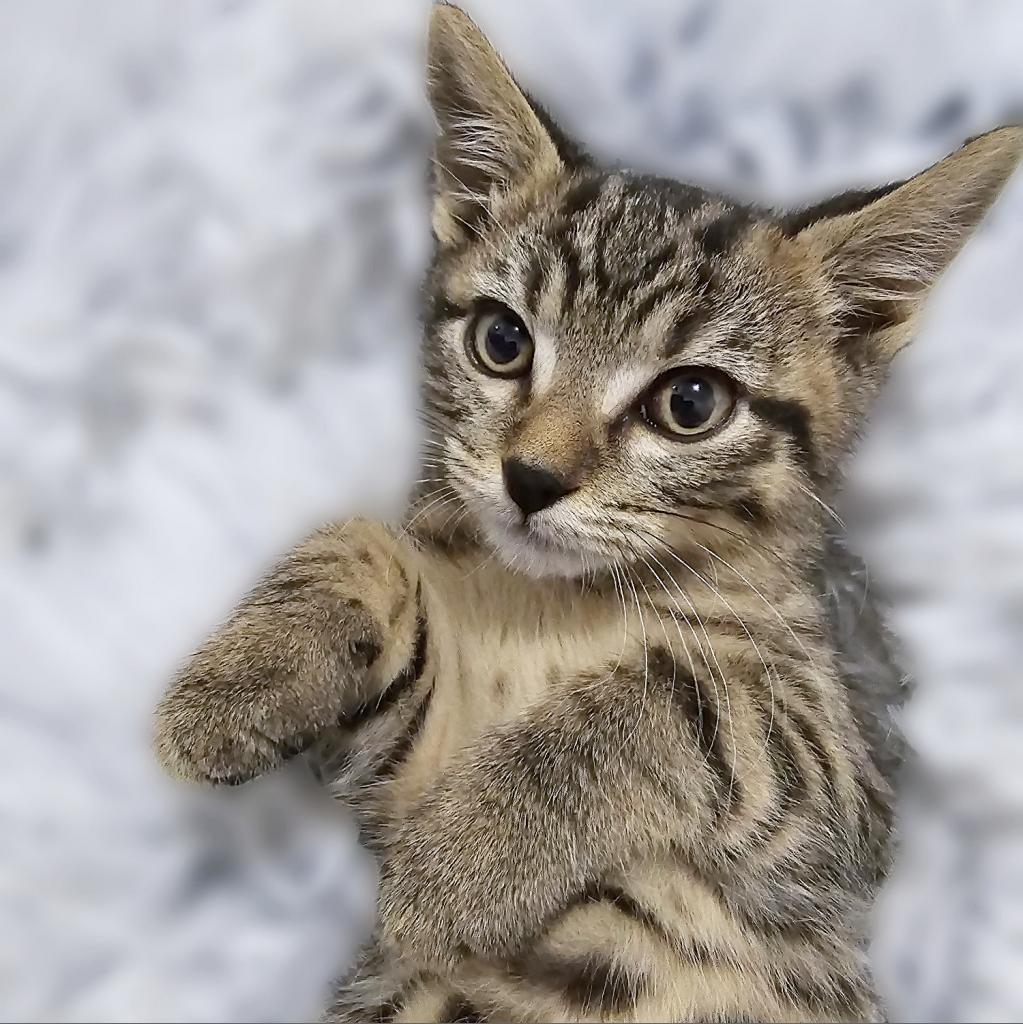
[154,5,1022,1022]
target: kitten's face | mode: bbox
[419,5,1020,579]
[424,173,850,577]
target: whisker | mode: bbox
[619,565,650,749]
[623,534,735,802]
[687,538,824,677]
[608,563,631,680]
[633,549,737,787]
[630,527,781,766]
[616,503,789,569]
[397,489,462,542]
[794,482,846,529]
[627,556,679,714]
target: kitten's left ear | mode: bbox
[427,3,565,245]
[794,126,1022,364]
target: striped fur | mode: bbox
[154,5,1023,1021]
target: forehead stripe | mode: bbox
[695,206,754,258]
[523,250,550,314]
[557,237,582,316]
[628,277,692,330]
[560,175,605,220]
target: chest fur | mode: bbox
[402,552,634,789]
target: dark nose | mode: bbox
[502,458,575,516]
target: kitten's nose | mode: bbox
[502,458,575,516]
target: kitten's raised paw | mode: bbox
[155,665,312,786]
[154,596,382,785]
[155,692,300,786]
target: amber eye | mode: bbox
[641,368,737,438]
[468,306,534,377]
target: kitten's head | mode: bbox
[418,4,1021,579]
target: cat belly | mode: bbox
[328,853,878,1023]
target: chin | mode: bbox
[479,517,608,579]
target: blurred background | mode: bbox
[1,1,1021,1020]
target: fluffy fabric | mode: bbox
[1,1,1020,1019]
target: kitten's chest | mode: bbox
[441,594,625,714]
[416,555,634,761]
[450,620,586,717]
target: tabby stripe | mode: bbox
[375,681,435,782]
[215,771,254,788]
[397,587,429,683]
[775,967,868,1017]
[695,206,754,257]
[385,562,412,628]
[557,238,582,315]
[560,175,605,220]
[749,396,817,474]
[523,250,550,313]
[731,493,770,525]
[596,885,718,964]
[640,240,680,281]
[629,276,691,329]
[426,295,469,331]
[693,256,716,294]
[624,175,705,218]
[856,773,894,872]
[729,899,815,944]
[419,527,473,557]
[601,242,682,305]
[597,885,666,936]
[766,718,809,812]
[339,585,427,729]
[363,996,401,1023]
[787,705,839,801]
[861,774,893,831]
[438,994,484,1023]
[743,688,808,812]
[737,716,809,848]
[670,668,739,820]
[593,241,614,293]
[835,293,906,338]
[510,953,641,1015]
[663,305,709,356]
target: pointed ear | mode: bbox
[795,126,1022,363]
[427,3,565,245]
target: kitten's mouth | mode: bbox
[479,512,608,579]
[445,473,611,578]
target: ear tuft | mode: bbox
[427,4,565,244]
[796,126,1022,360]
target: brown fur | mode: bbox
[154,5,1022,1021]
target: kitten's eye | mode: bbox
[469,306,534,378]
[642,368,736,439]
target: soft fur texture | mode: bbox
[154,6,1022,1022]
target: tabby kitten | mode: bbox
[154,5,1022,1022]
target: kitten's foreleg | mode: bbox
[155,519,422,785]
[377,668,714,969]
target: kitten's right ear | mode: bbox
[427,3,564,245]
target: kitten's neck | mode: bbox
[411,505,830,650]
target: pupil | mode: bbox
[485,316,522,364]
[670,376,715,429]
